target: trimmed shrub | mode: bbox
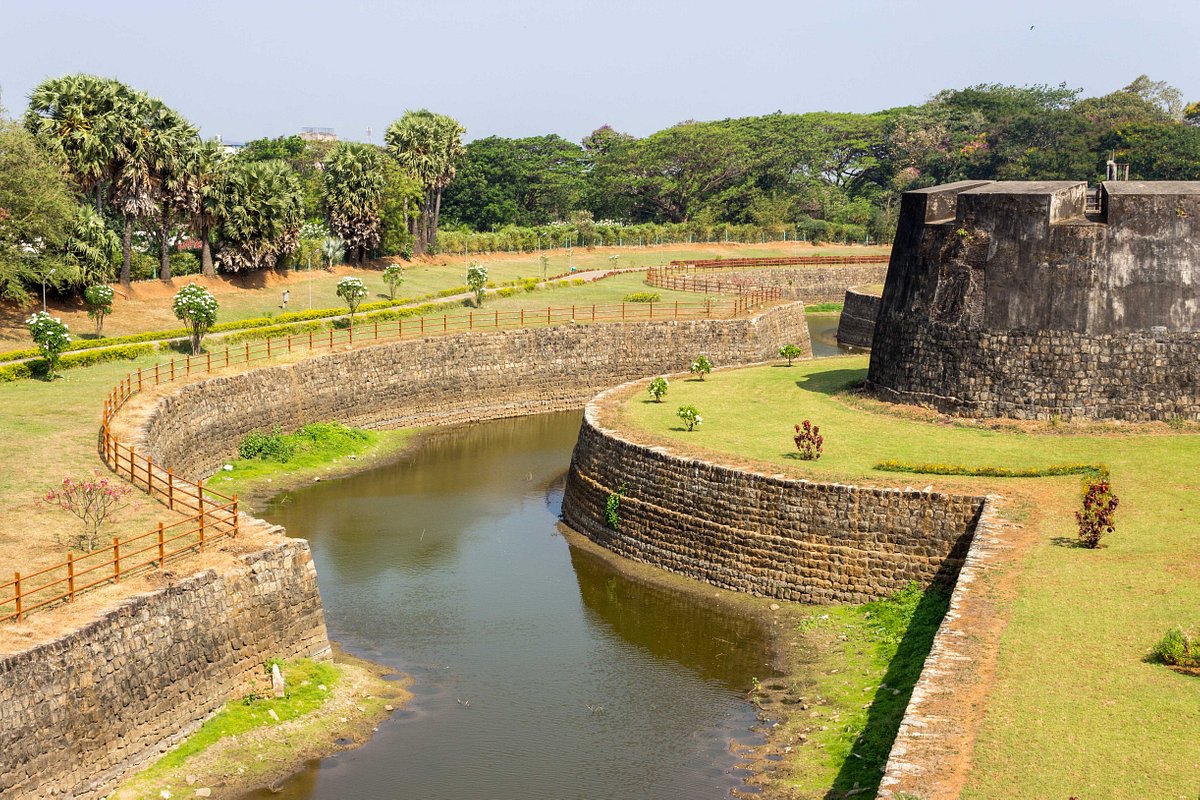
[623,292,661,303]
[1152,627,1199,669]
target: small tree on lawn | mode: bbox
[26,311,70,379]
[648,376,669,402]
[690,354,713,380]
[321,236,345,269]
[172,284,218,356]
[83,285,114,338]
[793,420,824,460]
[467,261,488,306]
[779,344,803,366]
[44,472,133,550]
[1076,477,1119,548]
[677,405,702,431]
[336,276,368,321]
[382,264,405,301]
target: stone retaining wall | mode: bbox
[836,287,881,349]
[561,391,986,603]
[0,539,328,800]
[142,304,810,480]
[703,264,888,303]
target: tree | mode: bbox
[385,109,465,254]
[65,205,120,288]
[320,236,345,269]
[43,473,133,550]
[647,376,668,402]
[190,139,228,276]
[466,261,487,306]
[214,160,304,271]
[172,283,218,354]
[689,354,713,380]
[323,143,386,264]
[382,263,404,300]
[778,344,803,366]
[149,110,201,281]
[83,284,114,337]
[0,118,75,301]
[336,276,367,320]
[26,311,71,378]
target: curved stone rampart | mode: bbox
[697,264,888,303]
[141,304,810,479]
[835,287,881,349]
[561,388,986,603]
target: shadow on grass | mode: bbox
[827,587,951,799]
[795,369,865,396]
[1050,536,1089,549]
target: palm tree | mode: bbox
[148,108,200,281]
[214,160,304,271]
[384,110,464,254]
[190,139,228,277]
[323,143,386,265]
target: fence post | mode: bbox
[443,315,447,333]
[198,478,205,551]
[113,537,121,583]
[129,446,136,481]
[233,495,239,538]
[67,552,75,601]
[158,522,165,566]
[348,324,353,345]
[288,334,293,354]
[170,359,175,381]
[207,352,212,373]
[329,329,334,349]
[13,572,20,621]
[267,337,271,359]
[155,363,160,385]
[374,321,379,340]
[147,455,154,495]
[137,368,142,391]
[167,469,174,511]
[469,311,473,330]
[309,331,313,351]
[520,309,524,326]
[245,341,251,363]
[225,347,230,368]
[186,354,191,377]
[399,318,403,338]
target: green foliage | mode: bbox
[25,311,71,378]
[382,263,405,300]
[172,283,218,354]
[466,261,488,305]
[804,302,844,313]
[689,354,713,380]
[65,205,120,287]
[1151,627,1199,669]
[647,376,669,402]
[238,426,296,462]
[623,292,660,303]
[324,142,387,263]
[169,251,200,277]
[215,159,304,271]
[336,276,368,318]
[874,460,1109,479]
[83,284,114,337]
[604,486,624,530]
[385,109,465,254]
[676,405,702,431]
[778,343,803,365]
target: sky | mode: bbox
[2,0,1198,145]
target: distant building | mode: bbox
[299,127,338,142]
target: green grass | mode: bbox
[135,658,339,779]
[804,302,844,313]
[616,357,1200,798]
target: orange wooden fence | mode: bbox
[4,298,777,622]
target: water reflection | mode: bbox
[247,412,769,800]
[806,312,856,357]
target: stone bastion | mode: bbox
[867,179,1200,420]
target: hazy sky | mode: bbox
[2,0,1197,145]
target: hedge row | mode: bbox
[0,343,156,382]
[873,460,1109,479]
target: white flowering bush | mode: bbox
[648,376,669,402]
[690,354,713,380]
[172,284,218,355]
[382,264,405,301]
[677,405,702,431]
[466,262,488,306]
[26,311,71,378]
[336,276,368,320]
[83,285,114,337]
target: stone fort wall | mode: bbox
[868,180,1200,420]
[561,388,986,604]
[835,287,881,349]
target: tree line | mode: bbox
[1,73,1197,303]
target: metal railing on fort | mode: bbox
[4,297,776,622]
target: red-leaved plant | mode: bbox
[793,420,824,461]
[44,473,133,551]
[1075,478,1119,548]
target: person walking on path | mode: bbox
[281,289,290,310]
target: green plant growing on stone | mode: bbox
[689,354,713,380]
[336,276,368,321]
[26,311,71,379]
[779,343,803,366]
[382,264,405,301]
[605,486,624,530]
[83,285,114,337]
[1076,477,1119,548]
[172,283,218,355]
[1151,626,1200,670]
[466,261,488,306]
[677,405,702,431]
[647,376,669,402]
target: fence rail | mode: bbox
[4,298,776,623]
[647,270,789,297]
[665,254,889,273]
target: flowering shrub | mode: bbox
[793,420,824,460]
[778,344,803,366]
[84,285,115,337]
[677,405,702,431]
[466,262,488,306]
[689,354,713,380]
[44,472,133,550]
[647,376,669,402]
[1076,478,1119,548]
[26,311,71,378]
[336,277,368,320]
[172,284,218,355]
[382,264,405,300]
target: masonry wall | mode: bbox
[561,396,985,604]
[142,304,811,480]
[698,264,888,303]
[836,288,881,349]
[0,540,329,800]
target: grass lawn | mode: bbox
[612,356,1200,798]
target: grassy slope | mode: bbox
[617,357,1200,798]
